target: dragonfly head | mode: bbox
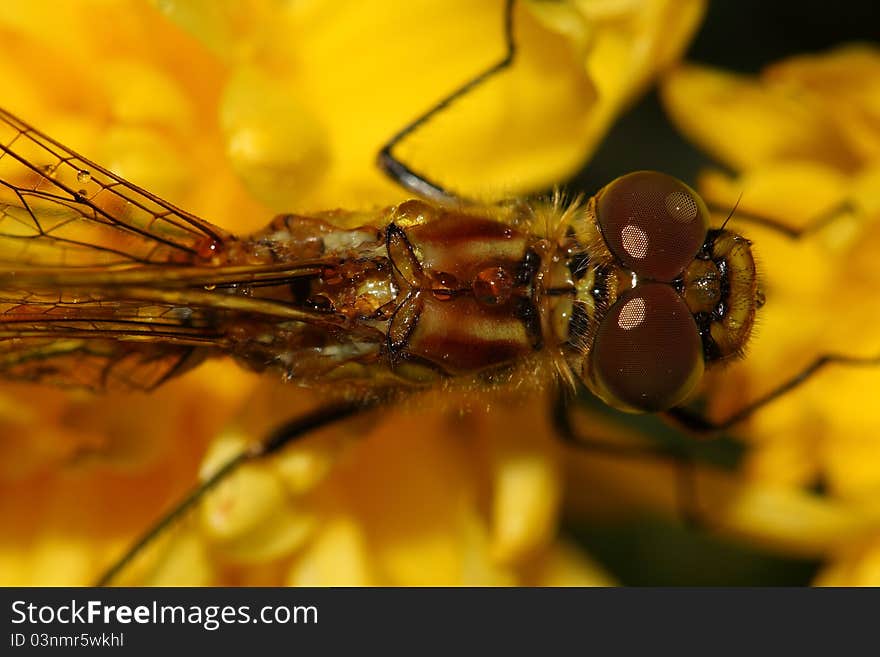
[565,171,760,413]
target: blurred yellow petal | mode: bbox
[459,504,519,586]
[523,540,616,586]
[713,485,880,558]
[0,358,250,583]
[491,453,560,563]
[661,63,858,171]
[745,430,818,490]
[763,45,880,164]
[814,537,880,586]
[697,162,849,230]
[0,387,91,482]
[148,0,256,62]
[137,527,216,587]
[199,433,317,563]
[95,126,194,201]
[271,436,342,498]
[487,398,561,564]
[851,164,880,217]
[221,67,331,211]
[23,536,97,587]
[100,59,195,134]
[287,516,378,586]
[339,410,479,585]
[579,0,705,104]
[813,369,880,500]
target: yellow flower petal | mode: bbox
[715,485,880,558]
[339,410,479,585]
[95,126,194,201]
[159,0,706,208]
[286,516,378,586]
[271,437,342,498]
[137,527,216,587]
[221,67,331,212]
[813,369,880,500]
[100,59,195,135]
[814,536,880,586]
[491,452,561,563]
[199,434,317,564]
[661,63,858,171]
[459,505,520,586]
[523,540,616,586]
[763,45,880,164]
[487,398,561,564]
[697,162,849,230]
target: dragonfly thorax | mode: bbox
[223,200,579,388]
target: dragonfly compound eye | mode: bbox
[587,283,704,412]
[596,171,709,282]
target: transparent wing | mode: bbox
[0,338,209,393]
[0,287,225,391]
[0,107,340,391]
[0,106,229,268]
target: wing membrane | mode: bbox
[0,337,208,392]
[0,287,225,391]
[0,107,229,267]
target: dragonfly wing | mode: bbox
[0,108,352,391]
[0,337,209,393]
[0,288,225,391]
[0,107,229,268]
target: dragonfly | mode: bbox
[0,100,762,402]
[2,0,876,585]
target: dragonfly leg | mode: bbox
[552,390,702,526]
[376,0,517,204]
[710,198,858,240]
[95,398,379,586]
[666,351,880,434]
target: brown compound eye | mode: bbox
[596,171,709,281]
[587,283,704,412]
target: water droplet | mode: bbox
[76,170,91,184]
[429,271,458,301]
[196,239,221,260]
[473,266,513,305]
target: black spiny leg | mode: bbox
[377,0,517,204]
[709,199,858,240]
[666,352,880,434]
